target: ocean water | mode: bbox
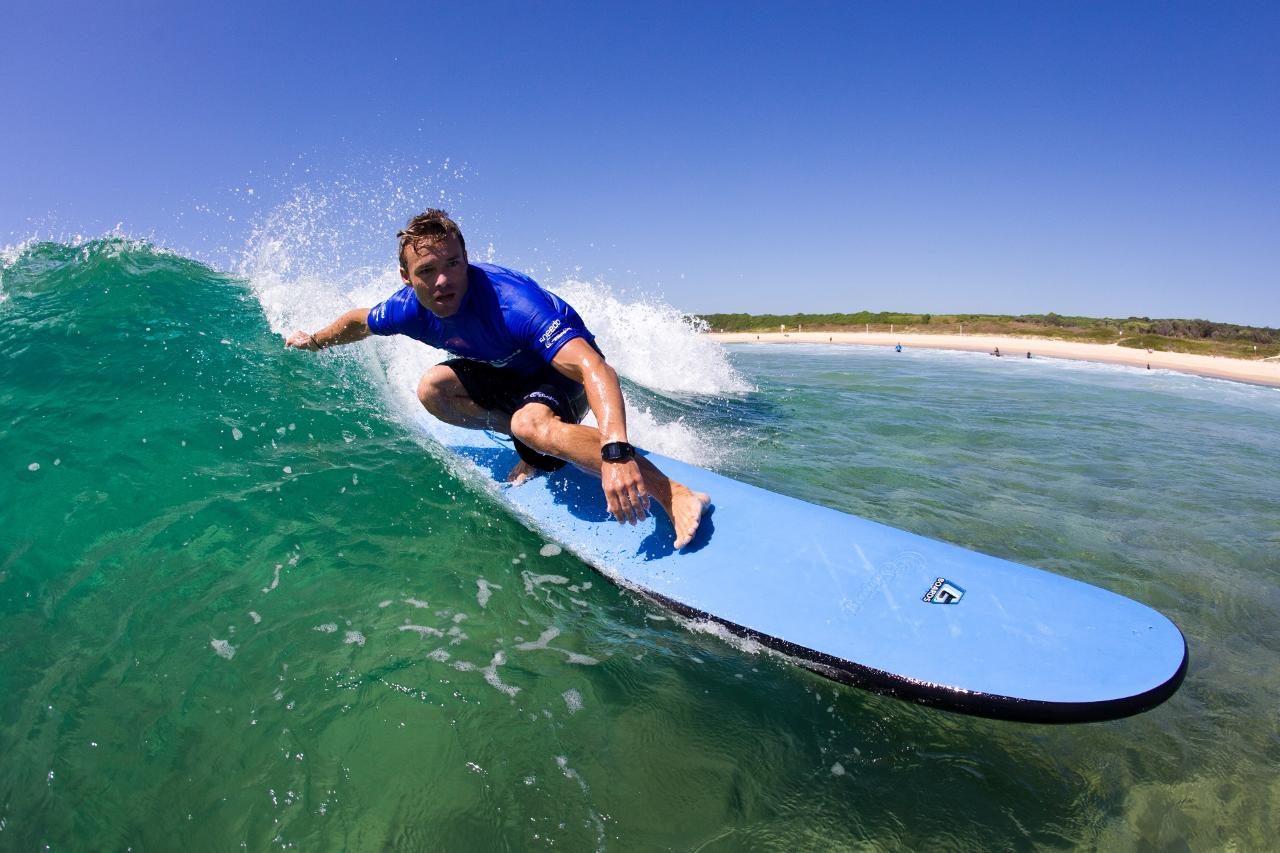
[3,238,1280,851]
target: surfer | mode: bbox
[284,210,710,549]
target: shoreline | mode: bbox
[708,332,1280,388]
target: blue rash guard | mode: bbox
[366,263,595,392]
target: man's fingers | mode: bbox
[629,487,648,521]
[617,490,637,525]
[607,491,625,524]
[605,466,649,525]
[285,331,319,350]
[628,473,649,518]
[609,489,640,524]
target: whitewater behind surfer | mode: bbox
[284,209,709,549]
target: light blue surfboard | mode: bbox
[431,420,1188,724]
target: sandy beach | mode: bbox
[709,331,1280,388]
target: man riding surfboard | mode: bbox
[285,209,709,548]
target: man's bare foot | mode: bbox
[671,486,712,549]
[506,460,538,486]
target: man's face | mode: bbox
[400,234,469,318]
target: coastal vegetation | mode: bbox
[695,312,1280,360]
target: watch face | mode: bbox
[602,442,634,462]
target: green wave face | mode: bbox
[0,240,549,847]
[1,238,443,591]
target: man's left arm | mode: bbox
[550,338,650,522]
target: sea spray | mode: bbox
[236,190,752,466]
[548,279,752,397]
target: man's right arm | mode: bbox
[284,308,372,351]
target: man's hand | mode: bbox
[603,458,650,524]
[284,330,321,351]
[283,310,372,352]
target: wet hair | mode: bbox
[397,209,466,270]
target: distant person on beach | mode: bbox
[895,343,902,352]
[284,209,709,549]
[992,347,1001,357]
[1027,352,1032,359]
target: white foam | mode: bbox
[249,611,262,624]
[515,626,561,651]
[314,623,337,633]
[343,630,366,646]
[513,626,599,665]
[210,639,236,659]
[550,279,752,395]
[480,651,520,697]
[476,578,500,608]
[261,564,281,594]
[684,618,765,656]
[522,572,570,596]
[398,624,444,638]
[1,236,35,271]
[562,688,583,714]
[539,543,562,557]
[403,597,430,609]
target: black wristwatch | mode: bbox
[600,441,636,463]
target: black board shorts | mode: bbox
[443,358,590,472]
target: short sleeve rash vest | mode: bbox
[366,263,595,384]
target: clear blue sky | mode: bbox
[4,1,1278,325]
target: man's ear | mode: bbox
[399,266,410,284]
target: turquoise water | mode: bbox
[3,239,1280,850]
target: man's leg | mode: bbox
[418,365,546,484]
[509,403,710,549]
[416,365,513,432]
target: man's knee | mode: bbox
[417,366,461,414]
[509,403,558,451]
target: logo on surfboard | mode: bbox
[923,577,965,604]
